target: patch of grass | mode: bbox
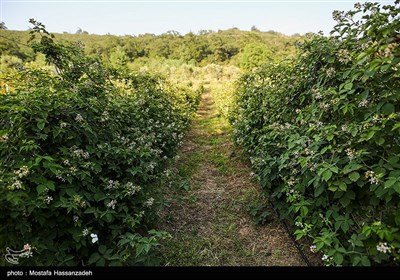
[178,151,203,178]
[209,151,234,174]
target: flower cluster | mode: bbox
[71,146,90,159]
[106,179,120,190]
[124,182,142,196]
[365,170,379,185]
[346,148,355,161]
[144,197,154,207]
[376,242,391,254]
[106,199,117,210]
[14,166,29,178]
[337,49,351,64]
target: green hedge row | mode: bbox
[0,21,200,265]
[231,2,400,266]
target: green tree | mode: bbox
[109,46,129,69]
[239,43,272,70]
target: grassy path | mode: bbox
[158,88,306,266]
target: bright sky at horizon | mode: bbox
[0,0,396,36]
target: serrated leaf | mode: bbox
[36,184,47,194]
[314,185,324,197]
[333,253,344,265]
[322,169,332,181]
[344,82,353,90]
[384,179,397,189]
[338,182,347,191]
[360,256,371,266]
[46,180,55,191]
[37,120,45,130]
[388,156,399,165]
[394,182,400,194]
[348,172,360,182]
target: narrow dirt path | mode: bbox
[158,88,306,266]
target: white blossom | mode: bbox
[106,199,117,209]
[45,196,53,204]
[11,180,23,190]
[14,166,29,178]
[75,113,84,123]
[144,197,154,207]
[376,242,391,254]
[310,245,317,253]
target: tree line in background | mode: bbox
[0,26,302,71]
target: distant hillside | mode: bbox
[0,28,304,67]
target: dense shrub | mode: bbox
[231,1,400,266]
[0,20,200,265]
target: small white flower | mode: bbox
[106,199,117,209]
[60,122,67,128]
[337,49,351,64]
[90,233,99,243]
[341,125,348,132]
[73,215,79,223]
[82,229,89,236]
[75,113,84,123]
[63,159,70,166]
[359,100,369,107]
[322,254,329,261]
[346,148,355,161]
[295,221,303,228]
[310,245,317,253]
[11,180,23,190]
[326,67,335,78]
[45,196,53,204]
[144,197,154,207]
[376,242,391,254]
[14,166,29,178]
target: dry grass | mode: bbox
[157,88,308,266]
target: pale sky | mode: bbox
[0,1,395,36]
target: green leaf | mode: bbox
[94,192,107,201]
[338,182,347,191]
[348,172,360,182]
[393,182,400,194]
[382,103,395,115]
[344,82,353,90]
[360,256,371,266]
[322,169,332,181]
[99,245,107,255]
[388,156,399,165]
[366,130,376,140]
[36,184,47,194]
[341,221,350,232]
[384,179,397,189]
[314,185,324,197]
[88,252,101,264]
[333,253,344,265]
[37,120,45,130]
[46,180,55,191]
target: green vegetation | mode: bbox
[0,26,301,70]
[1,1,399,267]
[230,1,400,266]
[0,20,200,265]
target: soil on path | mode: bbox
[158,89,307,266]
